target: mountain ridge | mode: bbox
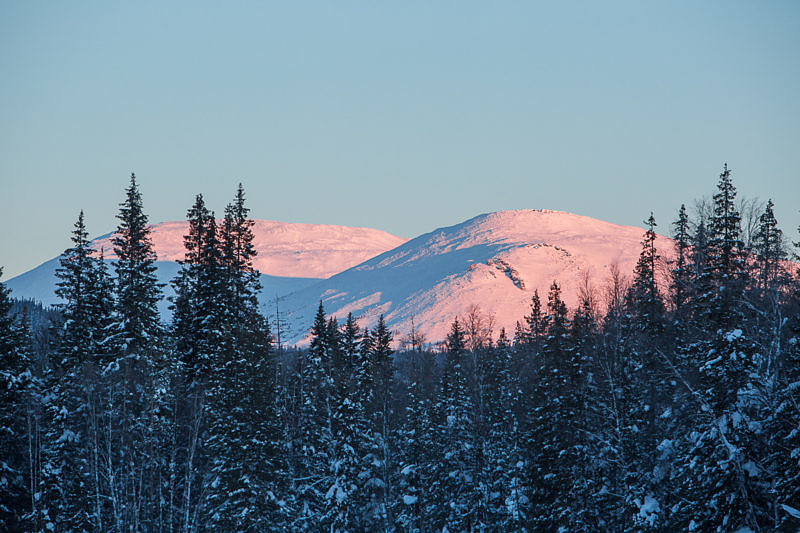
[8,209,678,345]
[278,209,675,345]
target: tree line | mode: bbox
[1,166,799,531]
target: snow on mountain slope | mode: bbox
[7,220,407,309]
[90,219,408,279]
[280,210,674,345]
[6,259,320,318]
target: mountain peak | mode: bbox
[280,209,671,344]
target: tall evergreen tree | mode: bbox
[361,315,395,530]
[48,211,104,530]
[113,173,163,356]
[103,175,165,531]
[0,270,34,529]
[54,211,95,365]
[629,212,665,330]
[431,317,480,531]
[525,281,586,530]
[484,329,527,528]
[753,199,785,292]
[671,204,692,313]
[395,348,436,532]
[293,301,331,528]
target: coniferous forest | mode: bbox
[2,167,800,532]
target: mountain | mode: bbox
[6,220,408,312]
[89,219,408,279]
[279,210,672,345]
[7,210,674,346]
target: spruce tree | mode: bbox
[0,270,33,529]
[48,211,102,530]
[54,210,95,366]
[525,281,584,530]
[753,199,785,293]
[113,173,163,357]
[294,301,331,528]
[629,212,665,330]
[484,329,527,528]
[670,165,765,531]
[361,315,395,530]
[395,348,436,532]
[432,317,478,531]
[205,186,281,530]
[671,204,692,313]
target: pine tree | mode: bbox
[293,301,331,528]
[431,317,479,531]
[768,221,800,528]
[362,315,395,530]
[54,210,95,366]
[323,313,365,530]
[0,269,34,529]
[525,281,590,530]
[395,348,436,532]
[484,329,527,528]
[706,163,747,328]
[753,199,785,293]
[113,173,163,357]
[205,186,282,530]
[669,165,765,531]
[47,211,103,530]
[670,204,692,313]
[629,212,665,330]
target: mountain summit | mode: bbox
[279,209,670,344]
[8,210,669,345]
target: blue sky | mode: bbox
[1,1,798,279]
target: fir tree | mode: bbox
[294,301,331,528]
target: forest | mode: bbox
[1,166,799,532]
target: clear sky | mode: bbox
[1,1,798,279]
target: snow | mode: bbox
[7,219,406,310]
[21,208,790,346]
[725,329,744,342]
[91,219,407,279]
[280,209,679,344]
[325,483,347,504]
[781,503,800,519]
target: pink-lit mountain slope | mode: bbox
[280,210,675,345]
[90,219,408,279]
[7,220,407,309]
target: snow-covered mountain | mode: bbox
[279,210,672,345]
[6,220,408,312]
[8,210,674,346]
[90,219,408,279]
